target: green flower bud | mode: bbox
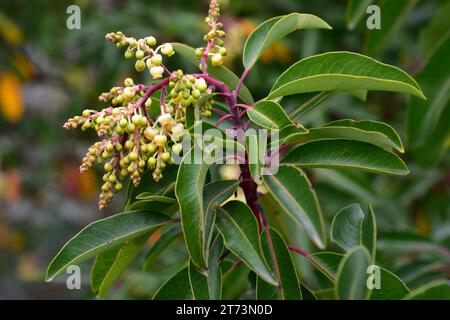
[211,53,223,66]
[135,60,146,72]
[161,43,174,56]
[82,110,91,117]
[144,127,159,140]
[172,143,183,155]
[132,114,142,126]
[150,66,164,79]
[151,54,163,66]
[124,49,133,59]
[219,47,227,56]
[126,123,136,133]
[119,118,128,128]
[154,134,167,146]
[104,162,113,172]
[124,78,134,87]
[195,48,204,57]
[108,175,117,183]
[129,151,138,161]
[115,182,123,191]
[192,89,201,99]
[125,140,134,150]
[146,36,157,46]
[147,157,157,168]
[147,143,156,154]
[123,87,135,99]
[135,50,145,60]
[161,152,171,162]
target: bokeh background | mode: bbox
[0,0,448,299]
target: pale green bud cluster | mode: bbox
[105,32,175,79]
[195,0,226,67]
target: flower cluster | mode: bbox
[105,31,174,79]
[196,0,227,68]
[64,72,190,209]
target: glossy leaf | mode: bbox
[309,252,343,283]
[362,206,377,262]
[247,100,293,130]
[370,267,409,300]
[176,146,210,269]
[188,259,209,300]
[331,203,365,252]
[262,165,326,249]
[403,280,450,300]
[46,211,169,281]
[282,139,409,175]
[153,267,193,300]
[143,225,182,270]
[215,201,277,286]
[92,234,149,298]
[256,228,302,300]
[335,246,371,300]
[172,42,254,104]
[202,180,238,262]
[286,119,403,152]
[268,51,425,99]
[243,13,331,68]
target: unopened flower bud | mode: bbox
[150,66,164,79]
[135,50,145,60]
[123,87,135,99]
[154,134,167,146]
[172,143,183,155]
[124,78,134,87]
[161,43,174,56]
[211,53,223,66]
[151,54,163,66]
[144,127,159,140]
[135,60,146,72]
[146,36,157,46]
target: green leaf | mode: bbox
[153,267,192,300]
[206,235,224,300]
[268,51,425,100]
[172,42,254,104]
[46,211,169,281]
[407,37,450,166]
[262,165,326,249]
[346,0,373,30]
[189,235,224,300]
[309,252,343,283]
[285,121,404,152]
[364,0,418,56]
[300,281,317,300]
[215,201,277,286]
[335,246,371,300]
[125,165,178,208]
[282,139,409,175]
[188,259,209,300]
[331,204,365,252]
[128,196,178,213]
[175,146,210,269]
[256,228,302,300]
[91,247,120,294]
[247,100,293,130]
[202,180,238,262]
[243,13,331,68]
[143,225,181,270]
[92,234,149,298]
[370,268,409,300]
[403,280,450,300]
[362,206,377,262]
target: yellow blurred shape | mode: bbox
[0,12,23,45]
[415,210,431,236]
[0,72,24,123]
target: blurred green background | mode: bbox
[0,0,448,299]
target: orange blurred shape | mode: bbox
[13,54,36,79]
[2,169,22,203]
[415,210,431,236]
[149,229,162,245]
[0,218,26,252]
[0,13,23,45]
[60,164,98,199]
[0,72,24,123]
[261,41,292,64]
